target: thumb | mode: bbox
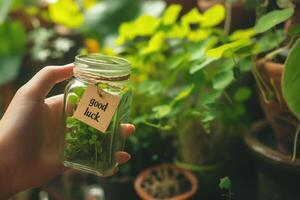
[21,64,74,101]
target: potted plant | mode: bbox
[108,3,262,199]
[134,163,198,200]
[241,1,300,199]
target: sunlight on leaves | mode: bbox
[142,31,165,54]
[229,28,256,41]
[49,0,84,29]
[201,4,225,28]
[162,4,182,25]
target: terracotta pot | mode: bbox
[135,163,198,200]
[245,121,300,200]
[197,0,255,31]
[256,60,299,154]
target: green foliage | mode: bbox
[219,176,232,200]
[110,4,255,138]
[82,0,141,42]
[219,176,231,190]
[254,8,294,33]
[282,38,300,120]
[0,21,26,86]
[0,0,13,24]
[49,0,84,28]
[64,85,132,173]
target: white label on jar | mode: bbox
[74,85,120,133]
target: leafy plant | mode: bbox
[282,38,300,160]
[219,176,232,200]
[99,4,264,170]
[64,84,132,175]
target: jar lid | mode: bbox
[75,54,131,78]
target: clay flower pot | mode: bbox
[255,59,299,154]
[135,163,198,200]
[245,121,300,200]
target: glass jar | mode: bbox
[62,54,132,177]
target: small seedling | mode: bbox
[219,176,232,200]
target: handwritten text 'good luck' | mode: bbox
[84,98,108,122]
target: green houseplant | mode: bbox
[103,4,265,199]
[238,1,300,199]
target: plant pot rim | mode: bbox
[244,120,300,171]
[174,160,224,173]
[134,163,198,200]
[256,59,284,76]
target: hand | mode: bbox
[0,65,135,198]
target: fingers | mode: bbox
[45,94,64,114]
[120,123,135,138]
[21,64,74,100]
[115,151,131,164]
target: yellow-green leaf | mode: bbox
[134,15,160,36]
[201,4,225,28]
[162,4,182,25]
[142,31,165,54]
[229,28,256,41]
[188,29,210,41]
[153,105,172,119]
[49,0,84,29]
[173,84,194,102]
[181,8,203,25]
[207,39,250,58]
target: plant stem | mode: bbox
[224,2,232,35]
[292,124,300,161]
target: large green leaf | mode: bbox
[0,21,26,86]
[254,8,294,34]
[0,0,13,24]
[282,38,300,120]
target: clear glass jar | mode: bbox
[62,54,132,177]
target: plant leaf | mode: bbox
[282,38,300,120]
[234,87,252,102]
[0,0,13,25]
[287,23,300,36]
[207,39,251,59]
[189,57,217,74]
[162,4,182,25]
[201,4,225,28]
[173,84,194,102]
[152,104,172,119]
[181,8,203,25]
[212,69,234,90]
[142,31,165,54]
[49,0,84,29]
[229,28,256,41]
[254,8,294,34]
[219,176,231,190]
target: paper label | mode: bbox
[74,85,120,133]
